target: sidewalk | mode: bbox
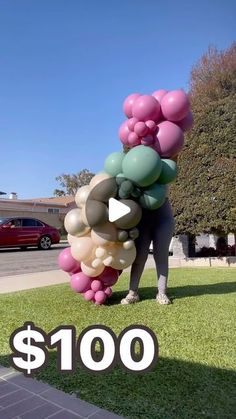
[0,366,122,418]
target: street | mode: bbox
[0,244,68,277]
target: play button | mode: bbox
[108,198,131,222]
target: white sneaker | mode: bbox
[156,293,171,305]
[121,291,140,305]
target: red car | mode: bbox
[0,217,61,250]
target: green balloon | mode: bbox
[104,152,124,176]
[117,230,129,242]
[122,145,162,187]
[120,180,134,194]
[158,159,177,184]
[116,173,126,185]
[139,184,167,210]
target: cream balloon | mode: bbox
[81,261,105,277]
[89,172,111,189]
[123,240,135,250]
[75,185,90,208]
[67,233,77,245]
[110,244,136,270]
[64,208,90,237]
[95,247,107,258]
[71,237,95,262]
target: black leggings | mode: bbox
[129,199,175,294]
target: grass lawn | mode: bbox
[0,268,236,418]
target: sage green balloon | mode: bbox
[139,184,167,210]
[104,152,124,176]
[120,180,134,194]
[122,145,162,187]
[158,159,177,184]
[116,173,126,185]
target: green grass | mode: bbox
[0,268,236,418]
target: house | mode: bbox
[0,195,76,228]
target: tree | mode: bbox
[54,169,95,196]
[170,43,236,239]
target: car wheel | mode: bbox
[38,235,52,250]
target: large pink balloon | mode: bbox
[154,121,184,157]
[152,89,168,103]
[177,111,193,132]
[132,95,161,122]
[58,248,81,274]
[118,120,130,144]
[123,93,141,118]
[70,272,91,293]
[127,117,139,131]
[99,266,119,286]
[128,132,140,146]
[161,90,190,122]
[95,290,107,305]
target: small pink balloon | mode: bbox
[141,135,154,146]
[118,120,130,144]
[152,89,168,103]
[132,95,161,122]
[70,272,91,293]
[99,267,119,286]
[123,93,141,118]
[145,120,158,134]
[134,121,148,137]
[161,90,190,122]
[95,290,107,305]
[84,289,95,301]
[127,117,139,131]
[91,279,103,292]
[176,111,193,132]
[128,131,140,146]
[154,121,184,158]
[58,248,81,274]
[104,287,112,297]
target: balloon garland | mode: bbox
[58,89,193,304]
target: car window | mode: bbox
[22,219,36,227]
[35,220,44,227]
[10,219,22,227]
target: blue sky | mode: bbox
[0,0,235,198]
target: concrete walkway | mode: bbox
[0,366,122,418]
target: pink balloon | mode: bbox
[84,289,95,301]
[134,121,148,137]
[132,95,161,122]
[104,287,112,297]
[99,267,119,286]
[154,121,184,157]
[70,272,91,293]
[91,279,103,292]
[145,120,158,134]
[176,111,193,132]
[118,120,130,144]
[128,131,140,146]
[95,290,107,305]
[152,89,168,103]
[127,117,139,131]
[123,93,141,118]
[161,90,190,122]
[58,248,81,274]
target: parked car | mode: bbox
[0,217,61,250]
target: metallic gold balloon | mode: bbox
[64,208,90,237]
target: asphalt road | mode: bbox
[0,244,68,277]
